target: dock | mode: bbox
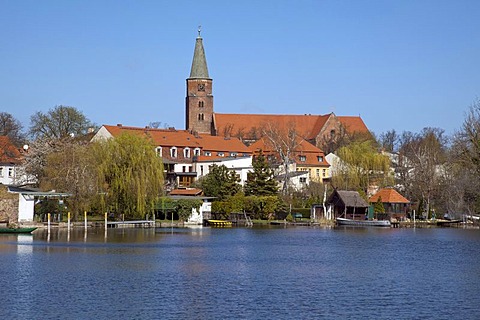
[106,220,155,228]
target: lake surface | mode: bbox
[1,226,479,319]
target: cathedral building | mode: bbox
[185,31,371,154]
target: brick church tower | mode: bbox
[186,28,214,134]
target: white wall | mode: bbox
[18,194,35,222]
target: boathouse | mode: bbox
[326,189,369,220]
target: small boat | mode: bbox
[0,227,37,234]
[336,217,391,227]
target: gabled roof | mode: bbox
[0,136,22,164]
[337,116,370,135]
[197,134,250,153]
[214,113,331,140]
[369,188,409,204]
[248,137,330,167]
[329,190,369,208]
[101,125,202,148]
[98,125,251,155]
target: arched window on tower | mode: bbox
[198,113,204,121]
[199,101,204,108]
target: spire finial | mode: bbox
[198,25,202,37]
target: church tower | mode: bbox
[186,28,214,134]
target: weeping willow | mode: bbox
[93,133,164,219]
[334,140,393,192]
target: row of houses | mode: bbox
[91,123,331,192]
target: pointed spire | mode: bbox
[189,26,210,79]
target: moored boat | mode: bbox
[336,217,391,227]
[0,227,37,234]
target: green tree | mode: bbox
[244,151,278,196]
[29,105,95,140]
[197,164,241,201]
[373,196,385,219]
[175,198,203,221]
[94,132,164,219]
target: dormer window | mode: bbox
[184,147,191,158]
[194,148,201,156]
[218,152,225,157]
[170,147,177,158]
[155,147,162,157]
[230,152,238,157]
[299,155,306,162]
[317,156,323,162]
[205,151,212,156]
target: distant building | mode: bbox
[0,136,30,186]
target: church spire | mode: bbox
[189,26,210,79]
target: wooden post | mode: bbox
[84,211,87,230]
[67,212,71,230]
[105,212,107,231]
[47,213,51,233]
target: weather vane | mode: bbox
[198,25,202,37]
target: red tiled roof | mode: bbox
[369,188,409,204]
[101,125,250,157]
[214,113,331,140]
[0,136,22,164]
[248,137,329,167]
[337,116,370,135]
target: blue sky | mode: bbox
[1,0,479,137]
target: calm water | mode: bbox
[1,226,479,319]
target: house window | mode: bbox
[299,155,306,162]
[194,148,201,156]
[155,147,162,157]
[0,167,3,177]
[317,156,323,162]
[300,177,307,183]
[199,101,204,108]
[8,168,14,178]
[322,169,326,177]
[200,165,204,175]
[316,169,320,177]
[170,147,177,158]
[205,151,211,156]
[184,147,191,158]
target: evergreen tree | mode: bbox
[199,164,241,201]
[374,196,385,219]
[244,151,278,196]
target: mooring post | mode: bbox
[105,212,108,231]
[47,213,51,234]
[67,212,71,231]
[84,211,87,230]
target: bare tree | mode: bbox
[29,105,94,140]
[0,112,25,146]
[261,121,302,195]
